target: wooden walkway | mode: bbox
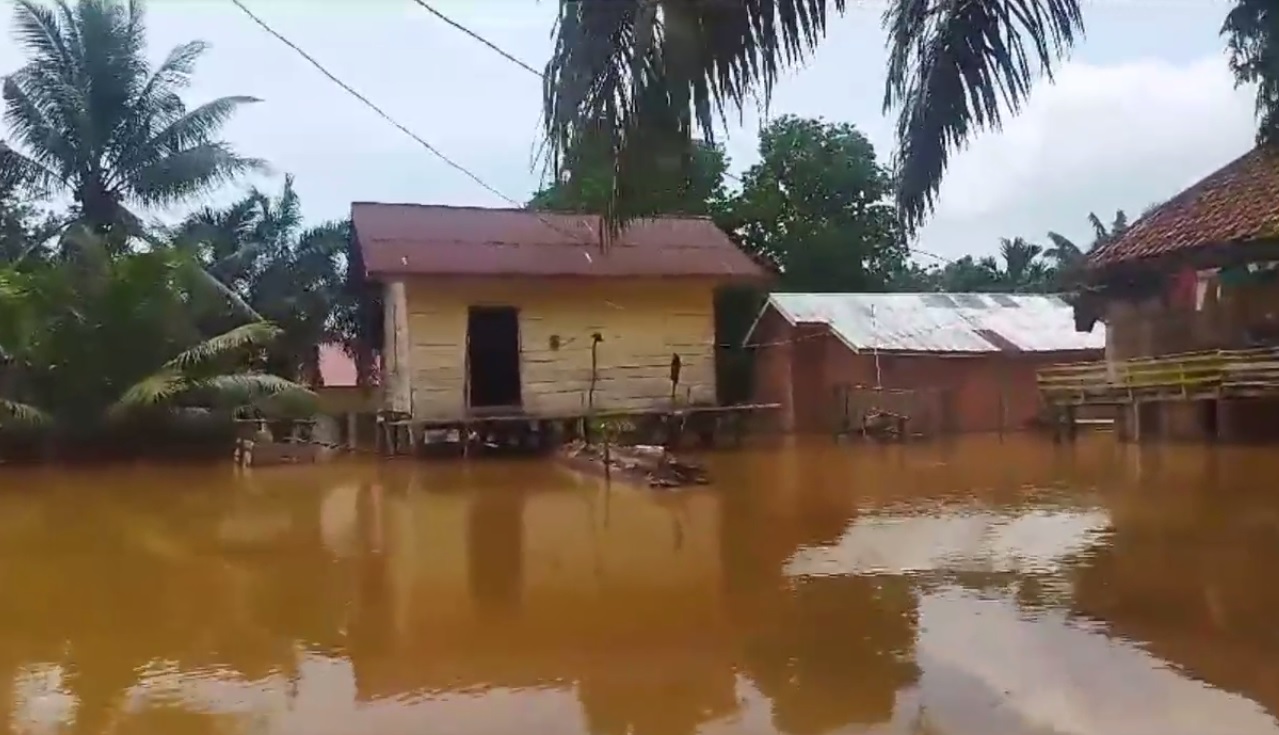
[376,402,781,457]
[1038,346,1279,406]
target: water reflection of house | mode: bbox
[345,478,739,735]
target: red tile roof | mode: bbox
[351,203,771,280]
[1088,147,1279,270]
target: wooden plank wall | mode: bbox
[1105,279,1279,360]
[402,277,719,420]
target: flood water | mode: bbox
[2,436,1279,735]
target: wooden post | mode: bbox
[385,280,413,416]
[1130,401,1143,443]
[346,412,357,450]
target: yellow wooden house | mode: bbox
[349,203,770,423]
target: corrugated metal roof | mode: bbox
[351,203,772,280]
[756,292,1105,353]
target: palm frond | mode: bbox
[129,141,266,207]
[11,1,77,74]
[106,39,210,172]
[1224,0,1279,143]
[884,0,1084,231]
[1044,231,1081,264]
[163,321,281,372]
[179,255,263,321]
[113,95,261,189]
[107,370,188,418]
[0,397,50,428]
[0,139,62,195]
[545,0,846,240]
[191,372,316,412]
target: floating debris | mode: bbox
[557,440,709,488]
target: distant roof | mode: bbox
[1088,147,1279,270]
[748,292,1105,354]
[351,203,771,280]
[317,343,378,388]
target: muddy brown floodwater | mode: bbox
[2,435,1279,734]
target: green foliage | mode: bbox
[0,0,262,238]
[543,0,1279,238]
[0,234,313,440]
[171,176,359,382]
[543,0,1085,236]
[1224,0,1279,143]
[723,116,909,292]
[1044,209,1130,269]
[588,416,635,444]
[531,135,729,217]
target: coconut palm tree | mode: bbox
[544,0,1278,235]
[0,0,262,240]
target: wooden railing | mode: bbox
[1038,347,1279,404]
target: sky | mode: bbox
[0,0,1262,262]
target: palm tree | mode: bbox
[0,231,312,437]
[1044,209,1131,268]
[0,0,262,240]
[997,236,1050,292]
[544,0,1277,235]
[173,177,358,382]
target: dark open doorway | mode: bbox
[467,306,522,410]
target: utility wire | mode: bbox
[406,0,543,77]
[229,0,513,205]
[402,0,964,268]
[227,0,598,248]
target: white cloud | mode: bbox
[916,54,1258,259]
[0,0,1258,264]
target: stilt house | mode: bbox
[349,203,769,424]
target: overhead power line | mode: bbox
[227,0,603,249]
[406,0,543,77]
[228,0,524,209]
[398,0,961,270]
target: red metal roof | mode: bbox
[1088,147,1279,270]
[317,343,379,388]
[351,202,771,280]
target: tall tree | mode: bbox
[1224,0,1279,143]
[0,0,261,239]
[530,135,728,217]
[1044,209,1131,268]
[544,0,1279,236]
[173,177,357,383]
[724,116,906,292]
[902,237,1053,293]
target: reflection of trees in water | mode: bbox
[0,485,359,732]
[717,471,921,735]
[577,658,739,735]
[1071,468,1279,716]
[743,574,919,735]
